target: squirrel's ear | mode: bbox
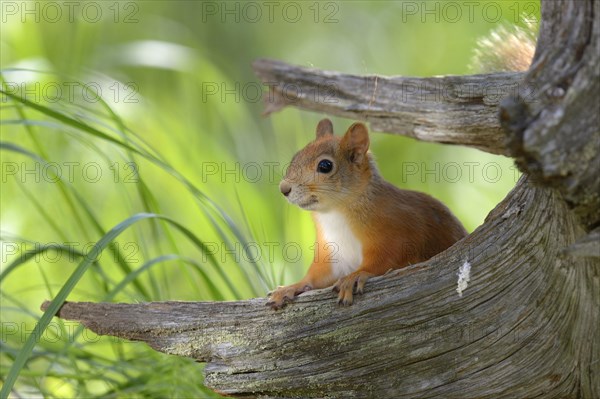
[316,118,334,139]
[341,123,370,163]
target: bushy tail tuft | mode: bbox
[470,18,538,73]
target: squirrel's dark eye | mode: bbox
[317,159,333,174]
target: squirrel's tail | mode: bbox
[469,19,538,73]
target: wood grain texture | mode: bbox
[500,0,599,229]
[253,59,524,156]
[41,0,600,397]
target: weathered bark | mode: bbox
[500,0,600,229]
[253,60,524,155]
[43,0,599,398]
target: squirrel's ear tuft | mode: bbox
[316,119,334,139]
[341,123,370,163]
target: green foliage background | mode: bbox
[1,1,539,397]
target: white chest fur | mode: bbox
[315,211,363,279]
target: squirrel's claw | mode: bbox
[266,283,312,310]
[333,271,373,306]
[266,288,293,310]
[266,298,289,310]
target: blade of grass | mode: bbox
[0,243,88,284]
[3,83,269,295]
[0,89,145,155]
[0,213,157,399]
[104,254,222,302]
[233,187,275,290]
[1,141,151,299]
[0,210,243,399]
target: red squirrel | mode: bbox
[267,120,468,309]
[265,19,536,310]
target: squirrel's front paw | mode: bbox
[332,271,373,306]
[266,283,311,310]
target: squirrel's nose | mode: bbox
[280,181,292,197]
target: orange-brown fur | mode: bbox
[267,120,467,309]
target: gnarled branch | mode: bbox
[254,59,525,155]
[500,0,600,228]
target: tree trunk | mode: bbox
[43,1,599,397]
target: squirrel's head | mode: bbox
[279,119,376,212]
